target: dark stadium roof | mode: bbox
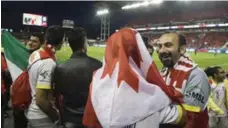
[2,1,228,38]
[91,1,227,28]
[94,1,228,14]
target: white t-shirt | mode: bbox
[26,51,56,120]
[209,82,227,117]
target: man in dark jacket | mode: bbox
[52,27,102,128]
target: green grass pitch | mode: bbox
[56,46,228,70]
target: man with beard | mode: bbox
[12,32,44,128]
[83,28,187,128]
[157,33,211,128]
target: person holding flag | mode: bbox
[2,31,45,128]
[14,32,44,128]
[2,26,65,128]
[2,31,31,128]
[157,33,211,128]
[83,28,187,128]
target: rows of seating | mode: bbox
[148,32,228,49]
[129,8,227,26]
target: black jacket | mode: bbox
[52,51,102,123]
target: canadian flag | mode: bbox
[83,28,181,128]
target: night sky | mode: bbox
[2,1,123,38]
[2,1,228,38]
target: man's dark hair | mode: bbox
[67,27,87,51]
[204,66,221,78]
[213,66,222,74]
[45,25,64,46]
[31,32,44,44]
[142,36,149,48]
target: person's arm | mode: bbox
[207,93,224,115]
[36,89,59,122]
[51,65,65,125]
[183,68,211,112]
[182,68,211,127]
[159,104,187,127]
[35,60,59,122]
[224,80,228,109]
[51,65,61,102]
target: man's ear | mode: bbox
[180,45,186,55]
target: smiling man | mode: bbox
[13,32,44,128]
[157,32,211,128]
[26,26,65,128]
[26,33,44,52]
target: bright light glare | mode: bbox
[96,9,109,16]
[122,0,163,10]
[142,1,150,6]
[152,0,163,4]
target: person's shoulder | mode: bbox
[40,58,55,65]
[29,50,40,64]
[88,56,102,65]
[189,67,208,81]
[186,67,210,89]
[57,58,75,68]
[56,61,67,71]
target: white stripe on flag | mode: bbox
[175,65,193,72]
[6,58,23,82]
[135,33,153,78]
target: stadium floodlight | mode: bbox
[122,0,163,10]
[96,9,109,16]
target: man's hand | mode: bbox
[159,104,187,126]
[177,105,187,127]
[215,109,224,115]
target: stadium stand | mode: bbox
[148,32,228,49]
[127,4,228,51]
[129,8,228,27]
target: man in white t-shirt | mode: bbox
[205,66,228,128]
[13,33,44,128]
[26,25,65,128]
